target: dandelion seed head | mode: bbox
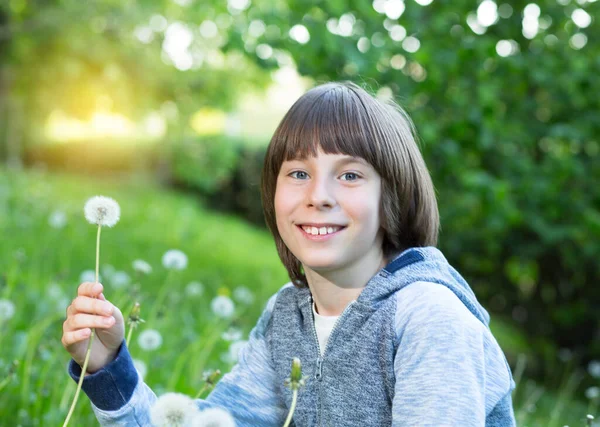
[585,386,600,400]
[186,281,204,297]
[221,327,242,342]
[228,340,248,364]
[101,264,116,279]
[48,210,68,229]
[0,299,16,321]
[233,286,254,305]
[190,407,236,427]
[138,329,163,351]
[84,196,120,227]
[162,249,188,270]
[57,297,70,313]
[557,347,573,362]
[150,392,199,427]
[133,259,153,275]
[211,296,235,319]
[133,358,148,380]
[588,360,600,378]
[111,271,131,289]
[79,270,100,283]
[47,283,65,300]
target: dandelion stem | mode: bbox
[126,326,134,347]
[0,376,10,392]
[63,224,102,427]
[194,384,210,400]
[95,225,101,283]
[283,389,298,427]
[148,269,174,322]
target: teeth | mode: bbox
[301,225,341,235]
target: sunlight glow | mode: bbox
[190,108,227,135]
[45,110,166,143]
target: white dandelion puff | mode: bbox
[101,264,116,279]
[185,281,204,297]
[221,327,242,342]
[133,259,153,275]
[585,386,600,400]
[162,249,188,270]
[138,329,163,351]
[84,196,120,227]
[228,340,248,364]
[111,271,131,289]
[232,286,255,305]
[588,360,600,379]
[57,297,70,313]
[150,392,200,427]
[47,283,65,300]
[211,296,235,319]
[133,358,148,380]
[48,210,68,229]
[190,407,236,427]
[0,299,16,321]
[79,270,100,283]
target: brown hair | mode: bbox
[261,81,439,287]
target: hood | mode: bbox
[358,246,491,328]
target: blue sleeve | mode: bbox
[391,282,516,427]
[68,290,288,426]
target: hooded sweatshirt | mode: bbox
[69,246,517,426]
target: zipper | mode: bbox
[308,295,357,427]
[309,296,357,381]
[308,295,323,380]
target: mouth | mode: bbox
[296,224,346,237]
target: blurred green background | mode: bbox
[0,0,599,425]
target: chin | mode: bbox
[300,257,342,273]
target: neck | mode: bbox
[304,249,387,316]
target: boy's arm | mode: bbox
[391,282,516,427]
[68,291,288,427]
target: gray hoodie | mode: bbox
[69,246,516,426]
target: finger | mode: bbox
[71,296,114,316]
[98,293,107,301]
[66,313,116,331]
[62,328,91,347]
[77,282,104,298]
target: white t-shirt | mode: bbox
[312,301,340,356]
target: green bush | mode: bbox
[170,135,241,194]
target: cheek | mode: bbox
[353,189,382,230]
[274,185,291,231]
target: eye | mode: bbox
[340,172,360,181]
[289,171,309,180]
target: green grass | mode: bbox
[0,168,289,425]
[0,167,597,426]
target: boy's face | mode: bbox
[274,149,384,276]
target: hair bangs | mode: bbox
[276,85,377,166]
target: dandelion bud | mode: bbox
[84,196,120,227]
[128,302,142,323]
[291,358,302,383]
[202,369,222,386]
[284,357,306,391]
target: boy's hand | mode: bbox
[61,282,125,374]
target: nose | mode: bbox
[306,175,336,209]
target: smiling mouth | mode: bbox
[296,225,346,236]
